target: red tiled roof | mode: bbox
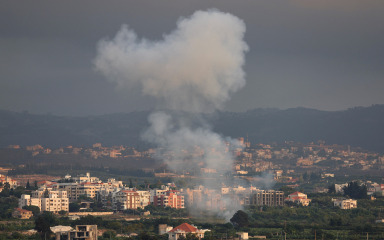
[121,190,138,194]
[169,223,197,233]
[15,208,32,213]
[289,191,302,196]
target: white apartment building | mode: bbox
[136,190,151,208]
[19,194,41,209]
[19,190,69,213]
[71,172,100,183]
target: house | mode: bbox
[12,208,33,219]
[285,192,312,206]
[332,198,357,209]
[167,223,209,240]
[54,225,98,240]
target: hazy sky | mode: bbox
[1,0,383,116]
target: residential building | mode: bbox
[251,190,284,206]
[12,208,33,219]
[285,192,311,206]
[153,190,184,209]
[54,225,98,240]
[136,190,151,208]
[333,198,357,209]
[19,194,41,209]
[19,190,69,213]
[113,190,140,210]
[41,191,69,212]
[167,223,209,240]
[71,172,100,183]
[0,174,18,188]
[335,183,349,193]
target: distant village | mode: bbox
[1,139,384,239]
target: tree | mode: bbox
[58,210,67,216]
[103,230,116,239]
[328,184,336,194]
[230,210,249,227]
[0,182,10,197]
[343,182,367,199]
[23,205,40,216]
[35,212,56,238]
[26,180,31,190]
[186,233,199,240]
[69,203,80,212]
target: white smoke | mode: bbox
[94,9,248,113]
[94,9,248,220]
[142,111,240,173]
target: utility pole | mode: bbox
[367,232,369,240]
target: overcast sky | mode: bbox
[1,0,383,116]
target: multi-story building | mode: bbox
[332,198,357,209]
[19,190,69,213]
[0,174,18,188]
[153,190,184,209]
[54,177,123,202]
[136,190,151,208]
[113,190,140,210]
[251,190,284,206]
[19,194,41,209]
[71,172,100,183]
[59,183,98,201]
[54,225,98,240]
[41,191,69,212]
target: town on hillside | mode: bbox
[1,139,384,239]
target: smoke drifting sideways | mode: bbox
[94,9,249,219]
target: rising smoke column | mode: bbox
[95,9,248,218]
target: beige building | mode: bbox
[136,190,151,208]
[251,190,284,206]
[19,194,41,209]
[113,190,141,210]
[55,225,98,240]
[333,198,357,209]
[59,183,98,201]
[12,208,33,219]
[285,192,312,206]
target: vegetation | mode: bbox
[343,181,367,199]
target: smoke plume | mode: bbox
[95,9,248,220]
[94,9,248,113]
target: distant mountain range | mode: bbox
[1,105,384,153]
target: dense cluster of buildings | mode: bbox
[13,171,368,217]
[17,172,185,213]
[0,174,17,190]
[235,141,384,176]
[10,143,151,159]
